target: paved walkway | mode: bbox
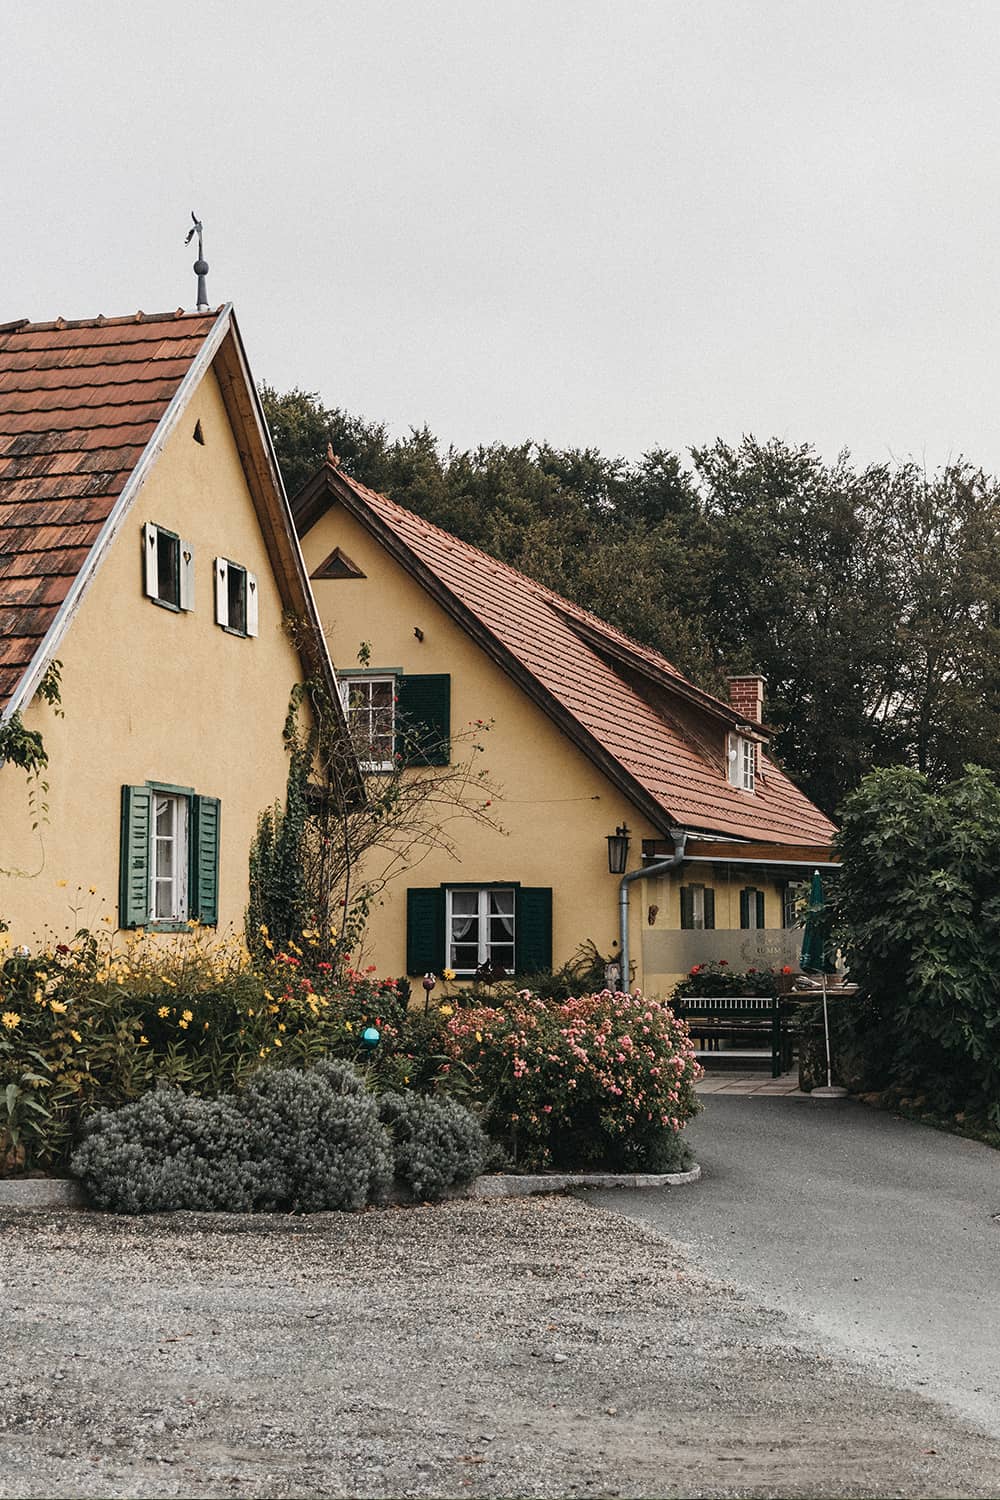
[696,1070,804,1096]
[593,1092,1000,1443]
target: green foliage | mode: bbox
[246,686,312,959]
[441,989,701,1171]
[71,1090,267,1213]
[377,1090,489,1199]
[835,764,1000,1124]
[70,1064,395,1214]
[237,1065,393,1211]
[670,960,786,1000]
[0,926,404,1174]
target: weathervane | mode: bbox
[184,212,209,312]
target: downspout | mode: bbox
[618,827,688,991]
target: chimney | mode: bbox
[727,675,765,724]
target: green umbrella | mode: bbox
[800,870,836,974]
[800,870,845,1098]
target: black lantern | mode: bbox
[606,823,631,874]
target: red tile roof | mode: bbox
[299,465,835,846]
[0,310,220,715]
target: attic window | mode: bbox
[214,557,259,637]
[311,546,366,581]
[143,522,194,612]
[728,733,756,793]
[193,420,205,445]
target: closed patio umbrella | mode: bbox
[801,869,847,1099]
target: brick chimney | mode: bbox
[727,675,765,724]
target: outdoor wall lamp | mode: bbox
[606,823,631,875]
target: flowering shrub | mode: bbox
[442,989,701,1171]
[0,926,403,1175]
[671,961,791,1001]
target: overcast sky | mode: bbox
[5,1,1000,473]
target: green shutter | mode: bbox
[703,888,715,930]
[406,887,446,975]
[740,889,750,929]
[396,674,450,766]
[191,795,221,926]
[515,887,552,973]
[680,885,695,930]
[119,785,152,929]
[756,889,766,929]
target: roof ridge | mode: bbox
[336,467,690,676]
[2,309,222,334]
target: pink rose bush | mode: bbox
[442,988,702,1171]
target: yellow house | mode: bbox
[0,307,350,944]
[292,460,837,998]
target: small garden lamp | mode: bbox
[606,823,631,875]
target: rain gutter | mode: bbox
[619,828,689,991]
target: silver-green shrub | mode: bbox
[239,1065,393,1212]
[378,1091,489,1200]
[70,1090,266,1214]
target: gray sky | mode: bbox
[5,0,1000,473]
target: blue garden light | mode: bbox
[360,1025,381,1051]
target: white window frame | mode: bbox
[338,674,397,771]
[143,522,194,612]
[151,791,189,924]
[728,733,756,793]
[214,556,259,637]
[446,886,516,975]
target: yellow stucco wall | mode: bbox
[0,366,307,945]
[301,506,797,998]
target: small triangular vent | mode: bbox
[311,546,366,581]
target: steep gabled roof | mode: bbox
[293,462,835,845]
[0,309,349,772]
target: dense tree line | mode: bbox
[261,385,1000,819]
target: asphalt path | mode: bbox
[592,1095,1000,1439]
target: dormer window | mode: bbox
[728,733,756,793]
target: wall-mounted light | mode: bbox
[606,823,631,875]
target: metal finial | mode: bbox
[184,212,209,312]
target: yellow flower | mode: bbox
[263,990,275,1003]
[259,923,269,937]
[139,1035,149,1046]
[439,1004,454,1017]
[181,1009,193,1022]
[1,1011,21,1030]
[344,1021,353,1033]
[268,1004,279,1014]
[274,1036,282,1047]
[259,1047,270,1058]
[277,1022,286,1032]
[264,938,274,951]
[475,1030,483,1043]
[247,1008,255,1018]
[50,1000,67,1015]
[70,1029,82,1043]
[178,1020,189,1030]
[33,987,43,1005]
[157,1006,170,1018]
[442,968,456,982]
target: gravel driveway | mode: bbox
[3,1195,1000,1499]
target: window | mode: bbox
[339,675,396,769]
[120,784,220,930]
[727,733,756,793]
[152,791,188,922]
[680,884,715,929]
[447,887,516,975]
[783,881,808,929]
[405,885,552,976]
[740,887,766,930]
[214,557,259,637]
[143,522,193,611]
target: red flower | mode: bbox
[781,965,793,975]
[718,960,728,967]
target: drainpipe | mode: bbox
[618,827,688,991]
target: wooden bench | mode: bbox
[672,994,791,1078]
